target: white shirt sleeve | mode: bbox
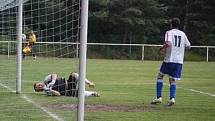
[46,80,56,88]
[44,74,57,88]
[43,74,57,96]
[44,85,52,96]
[165,31,171,42]
[184,35,191,48]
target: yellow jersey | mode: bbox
[28,33,36,44]
[23,46,31,55]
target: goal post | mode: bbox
[1,0,85,120]
[16,0,23,94]
[78,0,89,121]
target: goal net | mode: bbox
[0,0,19,92]
[0,0,81,120]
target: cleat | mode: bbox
[92,92,100,97]
[33,56,37,60]
[166,98,175,106]
[151,97,162,104]
[33,54,37,60]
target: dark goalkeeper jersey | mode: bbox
[51,76,78,97]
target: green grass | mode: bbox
[0,56,215,121]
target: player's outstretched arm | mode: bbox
[85,79,95,88]
[50,89,61,96]
[88,82,95,88]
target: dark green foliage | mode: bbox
[160,0,215,46]
[88,0,215,58]
[89,0,167,44]
[1,0,215,59]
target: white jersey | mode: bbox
[43,74,59,95]
[164,29,190,64]
[44,74,56,87]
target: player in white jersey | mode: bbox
[151,18,191,106]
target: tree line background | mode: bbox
[88,0,215,46]
[0,0,214,60]
[1,0,214,46]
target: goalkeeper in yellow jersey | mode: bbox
[22,30,37,59]
[28,30,36,47]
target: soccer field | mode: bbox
[0,57,215,121]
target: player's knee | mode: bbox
[157,73,164,79]
[169,78,175,84]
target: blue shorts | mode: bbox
[160,62,183,80]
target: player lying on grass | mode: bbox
[34,72,100,97]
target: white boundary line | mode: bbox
[110,82,215,97]
[22,95,64,121]
[0,83,15,93]
[163,83,215,97]
[181,88,215,97]
[0,83,64,121]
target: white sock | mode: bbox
[84,91,94,97]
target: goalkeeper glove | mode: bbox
[89,82,95,88]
